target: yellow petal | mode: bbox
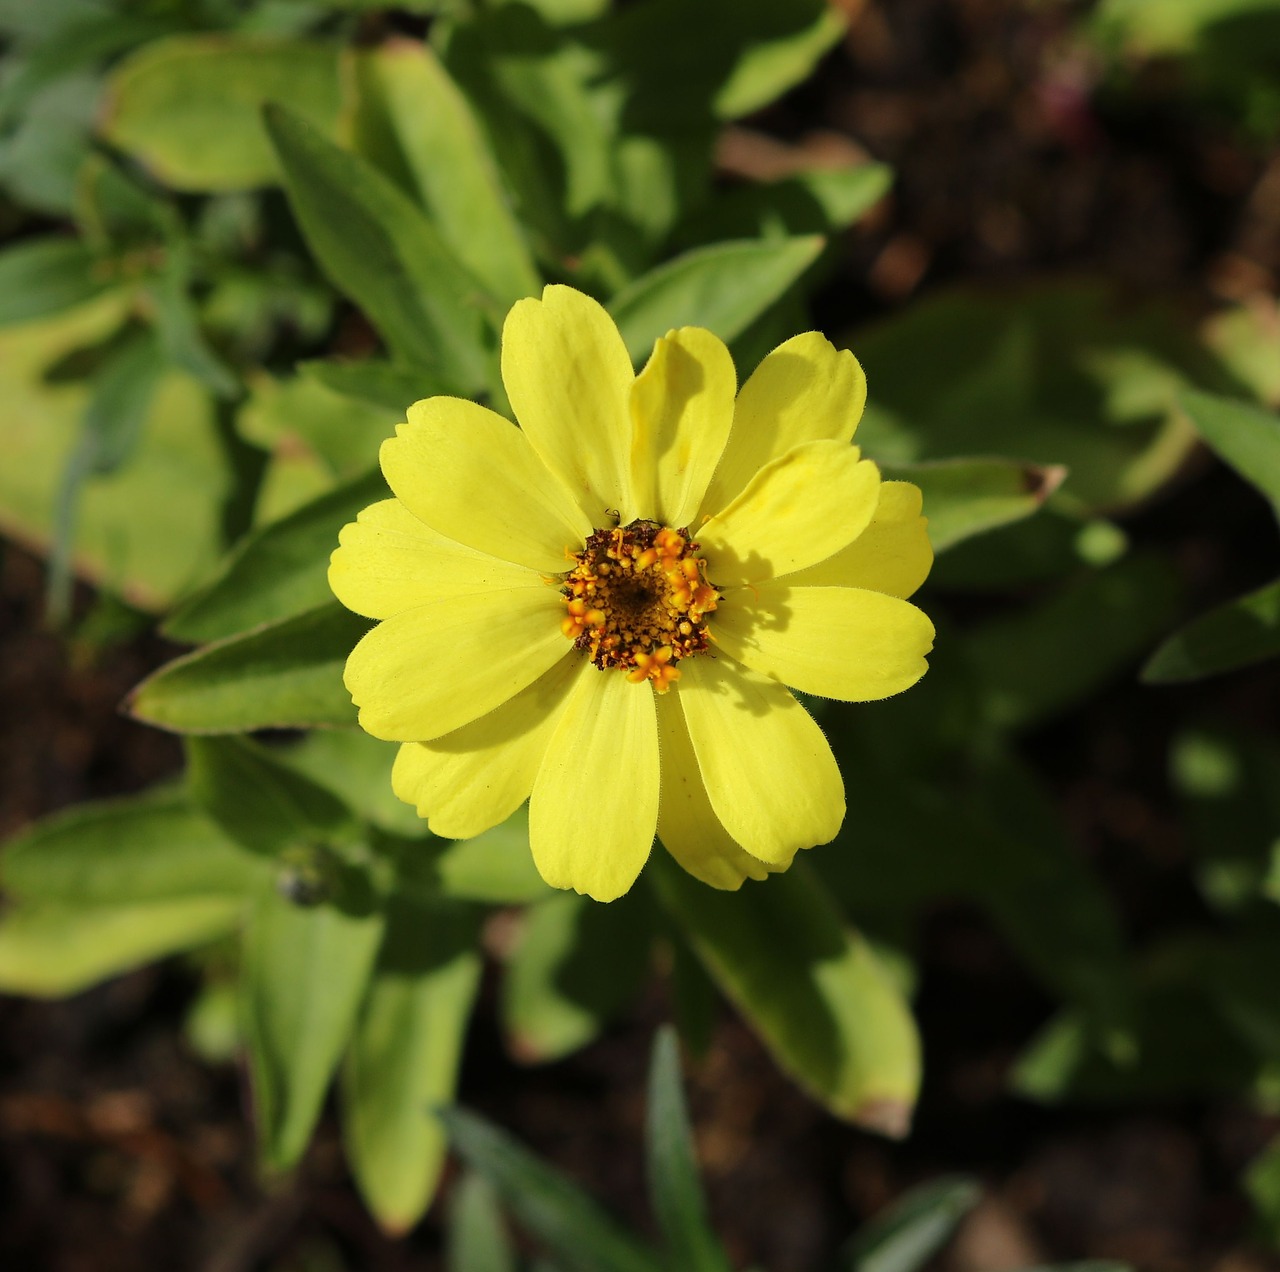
[781,481,933,598]
[699,440,881,584]
[528,665,659,902]
[391,655,581,838]
[630,327,736,528]
[501,285,635,526]
[381,396,591,573]
[344,585,568,741]
[699,332,866,518]
[713,585,934,701]
[329,499,541,620]
[655,689,775,890]
[678,656,843,864]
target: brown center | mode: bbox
[559,520,719,692]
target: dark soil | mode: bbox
[4,3,1280,1270]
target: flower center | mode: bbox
[559,520,719,692]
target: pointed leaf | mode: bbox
[711,3,847,118]
[2,786,261,904]
[844,1177,981,1272]
[885,458,1065,554]
[186,735,356,858]
[441,1107,665,1272]
[1179,388,1280,515]
[165,469,387,644]
[264,104,489,388]
[966,555,1181,730]
[0,898,242,998]
[1143,577,1280,683]
[0,237,107,326]
[448,1174,518,1272]
[646,1027,732,1272]
[649,857,920,1135]
[241,884,384,1170]
[609,236,824,363]
[48,329,167,623]
[353,41,538,309]
[344,897,482,1233]
[852,283,1210,514]
[128,603,365,733]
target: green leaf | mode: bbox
[344,897,482,1234]
[299,358,443,414]
[441,1106,665,1272]
[844,1176,981,1272]
[100,36,344,192]
[236,372,400,478]
[353,41,539,309]
[679,163,892,245]
[147,244,240,399]
[264,104,489,389]
[448,1174,517,1272]
[165,469,386,644]
[0,298,234,610]
[1178,388,1280,515]
[47,329,168,623]
[0,12,180,124]
[650,858,920,1135]
[814,740,1132,1042]
[275,729,425,838]
[128,603,364,733]
[0,0,110,42]
[0,72,97,215]
[885,458,1065,554]
[966,555,1181,731]
[1203,300,1280,409]
[241,884,384,1170]
[709,2,847,118]
[0,237,107,327]
[601,0,847,126]
[1143,577,1280,683]
[186,735,356,858]
[0,897,242,998]
[441,8,615,236]
[609,236,824,363]
[433,810,550,903]
[501,889,653,1062]
[1246,1135,1280,1249]
[185,977,241,1064]
[2,786,260,904]
[852,282,1212,514]
[1093,0,1277,54]
[963,756,1133,1040]
[646,1028,732,1272]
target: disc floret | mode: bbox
[560,520,719,691]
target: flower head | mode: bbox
[329,286,934,901]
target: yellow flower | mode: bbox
[329,286,934,902]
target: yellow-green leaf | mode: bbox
[101,36,345,192]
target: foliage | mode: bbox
[441,1027,1132,1272]
[0,0,1278,1259]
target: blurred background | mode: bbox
[2,1,1280,1270]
